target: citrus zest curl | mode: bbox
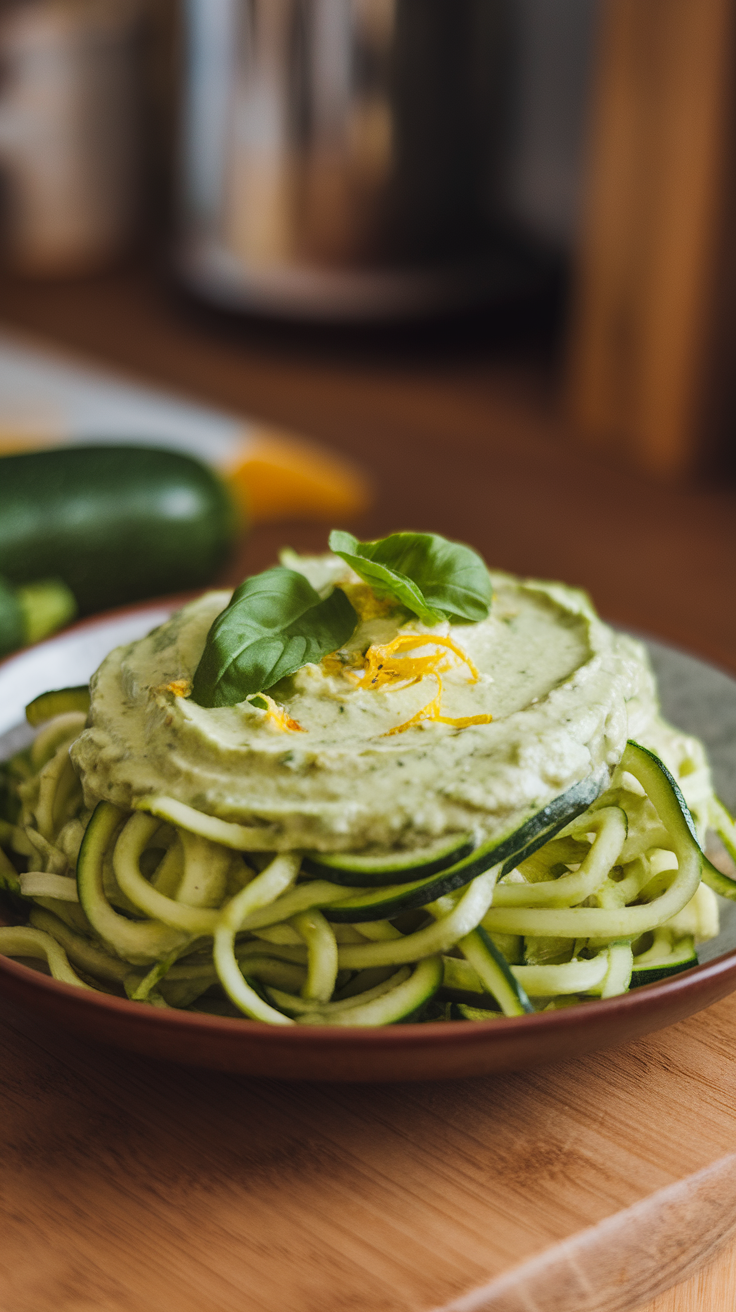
[382,673,493,736]
[357,633,481,689]
[248,693,304,733]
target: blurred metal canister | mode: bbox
[177,0,535,321]
[0,0,142,277]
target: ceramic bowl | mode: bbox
[2,602,736,1082]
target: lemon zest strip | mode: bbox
[382,673,493,737]
[358,634,480,690]
[249,694,305,733]
[157,679,192,697]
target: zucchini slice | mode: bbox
[321,774,604,923]
[459,927,534,1016]
[701,798,736,901]
[302,832,474,887]
[482,743,704,940]
[26,686,90,727]
[0,925,93,988]
[265,966,412,1016]
[600,940,634,998]
[441,947,611,1002]
[456,1003,503,1022]
[701,861,736,901]
[630,936,697,988]
[293,956,443,1026]
[29,905,132,984]
[77,801,189,965]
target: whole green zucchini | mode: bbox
[0,446,238,616]
[0,577,24,656]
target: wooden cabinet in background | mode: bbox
[566,0,735,479]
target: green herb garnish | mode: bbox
[329,530,492,625]
[191,567,357,708]
[192,531,492,706]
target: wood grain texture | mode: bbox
[567,0,733,476]
[446,1156,736,1312]
[2,271,736,1309]
[637,1231,736,1311]
[3,975,736,1310]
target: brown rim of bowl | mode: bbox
[2,942,736,1048]
[2,597,736,1049]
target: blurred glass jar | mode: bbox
[177,0,557,321]
[0,0,142,277]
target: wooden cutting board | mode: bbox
[643,1240,736,1312]
[2,980,736,1312]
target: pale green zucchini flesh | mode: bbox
[630,938,698,988]
[25,686,90,727]
[302,832,474,886]
[320,775,605,923]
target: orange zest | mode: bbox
[357,633,481,690]
[248,693,304,733]
[382,674,493,736]
[351,633,492,736]
[158,679,192,698]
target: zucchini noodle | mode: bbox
[0,701,733,1026]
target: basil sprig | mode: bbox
[329,530,492,624]
[191,567,357,708]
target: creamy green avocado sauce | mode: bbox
[71,557,677,853]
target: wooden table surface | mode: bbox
[1,264,736,1312]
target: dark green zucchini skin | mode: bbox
[629,959,696,988]
[0,446,238,615]
[322,774,604,922]
[0,577,24,657]
[302,833,475,887]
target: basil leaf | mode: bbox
[329,530,492,624]
[191,567,357,708]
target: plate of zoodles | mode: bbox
[1,531,736,1082]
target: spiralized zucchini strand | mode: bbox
[268,967,412,1016]
[137,795,279,851]
[30,712,87,771]
[238,879,356,931]
[442,951,612,998]
[176,830,232,908]
[493,807,627,908]
[20,872,79,901]
[151,837,184,897]
[482,745,702,941]
[518,954,610,997]
[23,825,67,874]
[349,919,403,941]
[114,813,222,933]
[296,957,443,1026]
[77,802,189,965]
[597,855,653,909]
[601,941,634,998]
[0,925,94,989]
[127,949,183,1001]
[459,928,533,1016]
[213,853,302,1022]
[34,750,78,842]
[711,798,736,864]
[333,869,500,970]
[292,909,338,1003]
[29,906,132,983]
